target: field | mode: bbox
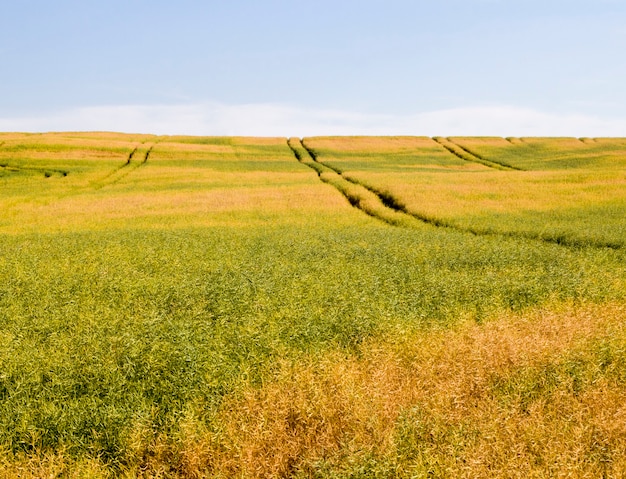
[1,132,626,478]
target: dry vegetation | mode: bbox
[206,302,626,478]
[3,302,625,478]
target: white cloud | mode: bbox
[1,103,625,137]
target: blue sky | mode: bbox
[2,0,626,135]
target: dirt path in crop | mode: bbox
[433,137,521,171]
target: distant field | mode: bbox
[1,133,625,478]
[304,136,626,248]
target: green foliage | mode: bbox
[0,225,623,464]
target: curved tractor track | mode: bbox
[433,137,521,171]
[288,138,428,228]
[289,138,621,250]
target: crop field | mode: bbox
[303,136,626,248]
[1,132,626,478]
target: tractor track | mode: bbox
[298,139,469,229]
[288,138,420,226]
[289,138,622,250]
[450,140,522,171]
[433,137,521,171]
[142,145,154,164]
[98,146,139,182]
[93,142,156,189]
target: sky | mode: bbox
[1,0,626,136]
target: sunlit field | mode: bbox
[1,133,625,478]
[304,136,626,248]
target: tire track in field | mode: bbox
[433,137,522,171]
[298,138,452,228]
[142,144,154,164]
[93,143,155,189]
[97,145,139,182]
[291,138,622,250]
[288,138,422,227]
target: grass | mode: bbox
[0,133,625,477]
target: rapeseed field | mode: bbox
[1,133,625,477]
